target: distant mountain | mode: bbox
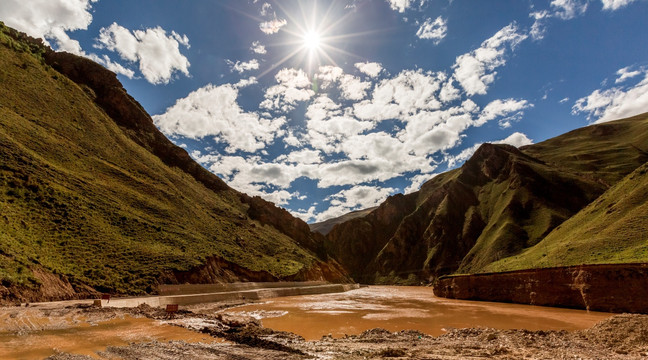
[326,112,648,284]
[0,24,349,303]
[309,207,377,235]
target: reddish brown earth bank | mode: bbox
[434,263,648,313]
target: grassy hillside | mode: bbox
[521,112,648,186]
[327,110,648,283]
[484,160,648,272]
[0,24,337,297]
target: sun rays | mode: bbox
[254,0,378,79]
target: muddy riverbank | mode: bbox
[1,287,648,359]
[434,263,648,314]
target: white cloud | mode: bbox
[0,0,144,78]
[445,132,533,169]
[416,16,447,44]
[354,69,444,122]
[550,0,589,20]
[572,69,648,123]
[96,23,191,84]
[452,23,527,96]
[292,206,317,222]
[529,10,550,41]
[153,84,285,153]
[601,0,638,10]
[404,173,437,194]
[260,18,287,34]
[260,2,272,16]
[478,99,533,127]
[354,62,383,78]
[0,0,95,51]
[234,77,258,88]
[315,185,395,222]
[559,97,570,103]
[277,149,323,165]
[616,66,642,83]
[261,68,315,112]
[227,59,260,73]
[250,41,267,54]
[497,132,534,148]
[385,0,413,13]
[339,75,372,101]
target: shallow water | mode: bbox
[0,315,217,359]
[227,286,613,340]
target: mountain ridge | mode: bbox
[325,112,648,284]
[0,23,349,304]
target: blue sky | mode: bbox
[2,0,647,222]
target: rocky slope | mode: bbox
[326,113,648,284]
[0,24,349,303]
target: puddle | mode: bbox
[0,315,217,359]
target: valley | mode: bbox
[0,14,648,359]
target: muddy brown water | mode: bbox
[0,314,218,359]
[226,286,613,340]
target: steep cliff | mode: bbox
[0,24,349,303]
[326,112,648,284]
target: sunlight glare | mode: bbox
[303,31,321,51]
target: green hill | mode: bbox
[0,24,347,302]
[326,111,648,284]
[484,160,648,272]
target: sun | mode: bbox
[303,30,321,51]
[255,1,371,78]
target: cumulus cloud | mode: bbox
[445,132,533,169]
[452,23,527,96]
[550,0,589,20]
[166,23,533,221]
[572,68,648,123]
[355,62,383,78]
[226,59,260,73]
[416,16,447,44]
[261,68,315,112]
[260,18,287,34]
[234,77,258,88]
[96,23,191,84]
[385,0,413,12]
[601,0,638,10]
[404,173,437,194]
[353,69,444,122]
[384,0,426,13]
[0,0,95,52]
[250,41,267,54]
[315,185,396,222]
[153,84,285,153]
[478,98,533,128]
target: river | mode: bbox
[225,285,613,340]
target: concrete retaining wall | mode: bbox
[434,263,648,314]
[158,281,328,296]
[103,282,360,308]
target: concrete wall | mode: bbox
[158,281,328,295]
[434,263,648,314]
[103,283,360,308]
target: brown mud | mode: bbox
[1,294,647,359]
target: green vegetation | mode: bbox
[484,161,648,272]
[0,25,317,295]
